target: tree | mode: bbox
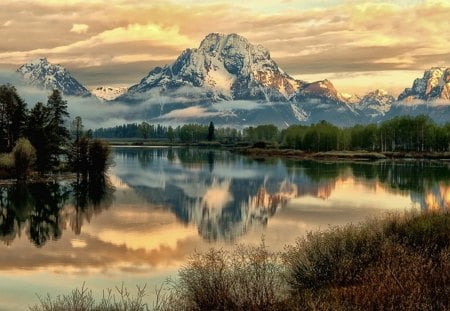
[69,116,86,179]
[167,126,175,143]
[139,121,151,140]
[207,121,215,141]
[12,138,36,179]
[70,116,83,142]
[0,84,28,152]
[46,90,71,168]
[27,102,52,172]
[88,139,112,180]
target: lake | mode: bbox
[1,147,449,310]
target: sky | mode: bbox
[0,0,449,96]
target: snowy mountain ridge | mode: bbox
[91,86,128,101]
[399,67,450,101]
[16,57,91,97]
[125,33,304,102]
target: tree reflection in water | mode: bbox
[0,177,114,247]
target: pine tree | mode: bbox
[207,121,215,141]
[27,102,52,172]
[46,90,71,168]
[0,84,28,151]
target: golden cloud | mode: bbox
[70,23,89,34]
[0,0,448,93]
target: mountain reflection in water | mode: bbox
[112,147,450,241]
[1,147,449,247]
[1,147,450,310]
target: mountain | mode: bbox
[398,67,450,101]
[119,33,362,126]
[357,89,394,119]
[16,57,90,97]
[124,33,303,102]
[290,79,360,124]
[92,86,128,101]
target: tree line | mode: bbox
[92,115,450,152]
[0,84,111,180]
[94,121,240,143]
[281,117,450,152]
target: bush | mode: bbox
[283,212,450,310]
[383,211,450,255]
[0,153,13,168]
[0,153,14,178]
[29,283,148,311]
[12,138,36,179]
[158,242,289,311]
[88,139,112,179]
[30,212,450,311]
[283,221,384,291]
[333,243,450,310]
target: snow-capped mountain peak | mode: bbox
[92,86,128,101]
[357,89,394,119]
[125,33,303,102]
[16,57,90,97]
[398,67,450,101]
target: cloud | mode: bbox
[157,106,219,120]
[3,20,12,27]
[70,23,89,34]
[0,0,449,94]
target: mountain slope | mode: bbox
[398,67,450,101]
[16,57,90,97]
[357,89,394,119]
[119,33,363,126]
[123,33,304,102]
[290,79,361,125]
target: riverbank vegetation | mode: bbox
[92,115,450,153]
[30,211,449,310]
[0,84,111,180]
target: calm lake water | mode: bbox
[1,147,449,309]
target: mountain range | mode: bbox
[15,33,450,127]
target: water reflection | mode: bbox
[113,148,450,241]
[0,178,114,247]
[1,148,450,310]
[1,148,450,247]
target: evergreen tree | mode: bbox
[0,84,28,151]
[27,102,52,172]
[46,90,70,168]
[207,121,215,141]
[139,121,151,139]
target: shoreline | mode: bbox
[104,140,450,161]
[236,148,450,161]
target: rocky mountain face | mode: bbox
[121,33,365,126]
[16,57,91,97]
[125,33,303,102]
[398,67,450,101]
[290,79,361,125]
[91,86,128,101]
[357,89,395,119]
[14,36,449,127]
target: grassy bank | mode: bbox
[30,211,449,311]
[239,147,450,161]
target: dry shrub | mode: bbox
[332,244,450,310]
[29,283,148,311]
[158,242,289,311]
[283,221,384,292]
